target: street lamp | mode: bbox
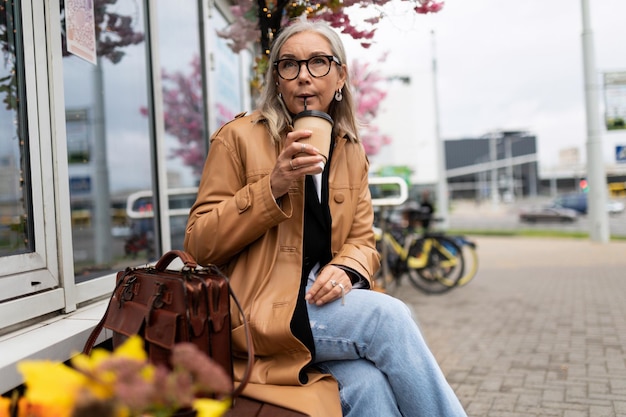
[431,30,449,229]
[580,0,610,243]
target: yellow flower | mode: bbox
[71,349,116,399]
[17,360,86,413]
[0,396,11,417]
[71,335,153,400]
[17,398,70,417]
[111,335,147,362]
[72,335,147,373]
[113,336,153,382]
[192,398,230,417]
[15,335,230,417]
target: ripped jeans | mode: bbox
[306,282,467,417]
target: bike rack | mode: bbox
[125,187,199,219]
[369,176,408,207]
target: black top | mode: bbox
[290,139,335,381]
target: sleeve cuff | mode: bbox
[334,265,370,289]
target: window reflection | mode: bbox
[206,10,247,132]
[124,187,198,257]
[0,0,32,257]
[61,0,153,279]
[156,1,206,250]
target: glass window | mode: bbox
[0,0,32,258]
[61,0,154,278]
[156,0,205,250]
[153,2,252,252]
[0,0,64,323]
[205,7,250,135]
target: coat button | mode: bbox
[334,193,345,203]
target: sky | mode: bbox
[340,0,626,177]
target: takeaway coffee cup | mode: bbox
[292,110,334,163]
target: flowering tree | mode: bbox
[140,56,208,177]
[217,0,443,91]
[216,0,443,156]
[142,0,443,169]
[218,0,443,54]
[161,59,207,176]
[351,57,392,155]
[148,53,392,174]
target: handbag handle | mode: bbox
[82,252,255,400]
[155,249,198,270]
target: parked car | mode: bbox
[607,199,625,215]
[553,193,587,214]
[553,193,625,215]
[519,205,579,223]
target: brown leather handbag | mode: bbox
[83,250,307,417]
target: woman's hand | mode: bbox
[270,129,324,199]
[305,265,352,306]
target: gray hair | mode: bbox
[256,19,359,145]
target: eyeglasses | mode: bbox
[274,55,341,81]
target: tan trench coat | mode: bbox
[184,112,380,417]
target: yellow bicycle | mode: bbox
[373,224,478,294]
[447,235,479,287]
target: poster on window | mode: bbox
[604,71,626,131]
[65,0,97,65]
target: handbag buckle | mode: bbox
[152,282,166,309]
[146,282,166,325]
[119,276,137,308]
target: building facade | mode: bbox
[444,131,539,201]
[0,0,250,393]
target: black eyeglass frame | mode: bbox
[273,55,342,80]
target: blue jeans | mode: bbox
[306,284,467,417]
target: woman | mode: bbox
[184,19,466,417]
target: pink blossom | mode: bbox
[143,0,428,173]
[216,0,442,55]
[171,343,233,396]
[429,2,445,12]
[155,55,208,176]
[415,0,444,14]
[350,58,392,156]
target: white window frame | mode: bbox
[0,0,117,394]
[0,0,122,332]
[0,0,67,330]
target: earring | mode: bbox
[335,89,343,102]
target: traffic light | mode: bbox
[580,179,589,193]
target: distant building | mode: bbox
[443,132,626,200]
[444,131,539,201]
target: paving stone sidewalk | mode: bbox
[390,236,626,417]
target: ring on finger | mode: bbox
[289,160,296,170]
[330,280,338,287]
[301,143,306,152]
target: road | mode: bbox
[448,197,626,237]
